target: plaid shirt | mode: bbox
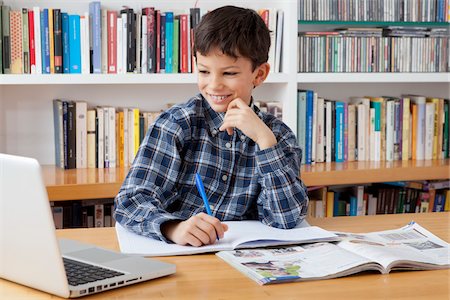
[114,94,309,242]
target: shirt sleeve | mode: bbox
[255,124,309,229]
[114,111,188,242]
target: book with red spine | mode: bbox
[28,10,36,73]
[107,10,117,73]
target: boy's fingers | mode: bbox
[199,214,225,239]
[189,224,213,245]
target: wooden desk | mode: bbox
[1,213,449,299]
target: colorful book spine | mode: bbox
[164,11,173,73]
[22,8,30,74]
[107,10,117,73]
[61,13,69,73]
[48,9,54,73]
[90,1,102,73]
[10,10,23,74]
[305,90,314,164]
[28,10,36,73]
[335,101,344,162]
[68,14,81,73]
[53,9,62,73]
[40,9,50,74]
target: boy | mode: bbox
[114,6,308,247]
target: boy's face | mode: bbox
[196,48,269,113]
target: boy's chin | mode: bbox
[209,103,228,113]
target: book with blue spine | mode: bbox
[68,15,81,73]
[89,1,102,73]
[335,101,344,162]
[61,13,70,73]
[40,9,50,74]
[164,12,173,73]
[304,90,314,165]
[297,90,307,165]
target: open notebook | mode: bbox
[116,220,338,256]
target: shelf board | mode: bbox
[0,72,289,85]
[298,20,450,27]
[301,159,450,186]
[43,159,450,201]
[297,73,450,83]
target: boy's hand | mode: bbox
[161,213,228,246]
[219,98,277,150]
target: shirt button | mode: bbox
[212,129,218,136]
[225,142,231,148]
[222,175,228,182]
[240,135,246,141]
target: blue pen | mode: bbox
[195,172,219,240]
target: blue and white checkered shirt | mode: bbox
[114,94,309,242]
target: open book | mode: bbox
[216,222,450,285]
[115,220,338,256]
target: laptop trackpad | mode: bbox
[67,248,127,264]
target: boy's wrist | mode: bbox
[255,130,277,150]
[161,220,181,242]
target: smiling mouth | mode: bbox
[208,93,232,103]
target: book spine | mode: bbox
[22,8,29,74]
[32,7,41,74]
[40,9,50,73]
[159,13,165,73]
[10,10,23,74]
[335,101,344,162]
[68,14,81,73]
[53,9,62,73]
[165,12,173,73]
[28,10,36,73]
[76,101,87,169]
[107,11,117,73]
[87,109,96,168]
[61,13,69,73]
[2,5,11,74]
[67,101,77,169]
[90,2,102,73]
[48,9,54,73]
[52,100,63,168]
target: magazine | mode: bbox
[216,222,450,285]
[116,220,339,256]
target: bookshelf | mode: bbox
[44,160,450,201]
[1,0,449,204]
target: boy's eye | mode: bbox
[199,70,209,74]
[224,72,238,76]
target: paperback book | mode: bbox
[216,222,450,285]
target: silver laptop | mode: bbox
[0,154,176,298]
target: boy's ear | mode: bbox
[253,63,270,88]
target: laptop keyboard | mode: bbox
[63,257,125,286]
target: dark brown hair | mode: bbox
[193,6,271,71]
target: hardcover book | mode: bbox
[217,222,450,285]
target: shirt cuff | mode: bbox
[255,142,287,174]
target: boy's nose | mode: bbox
[209,75,224,89]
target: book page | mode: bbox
[116,220,338,256]
[335,222,450,272]
[217,243,376,285]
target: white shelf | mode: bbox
[297,73,450,83]
[0,73,290,85]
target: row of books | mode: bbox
[51,199,115,229]
[298,34,449,73]
[298,0,450,22]
[307,180,450,218]
[0,2,284,74]
[297,90,450,164]
[52,99,161,169]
